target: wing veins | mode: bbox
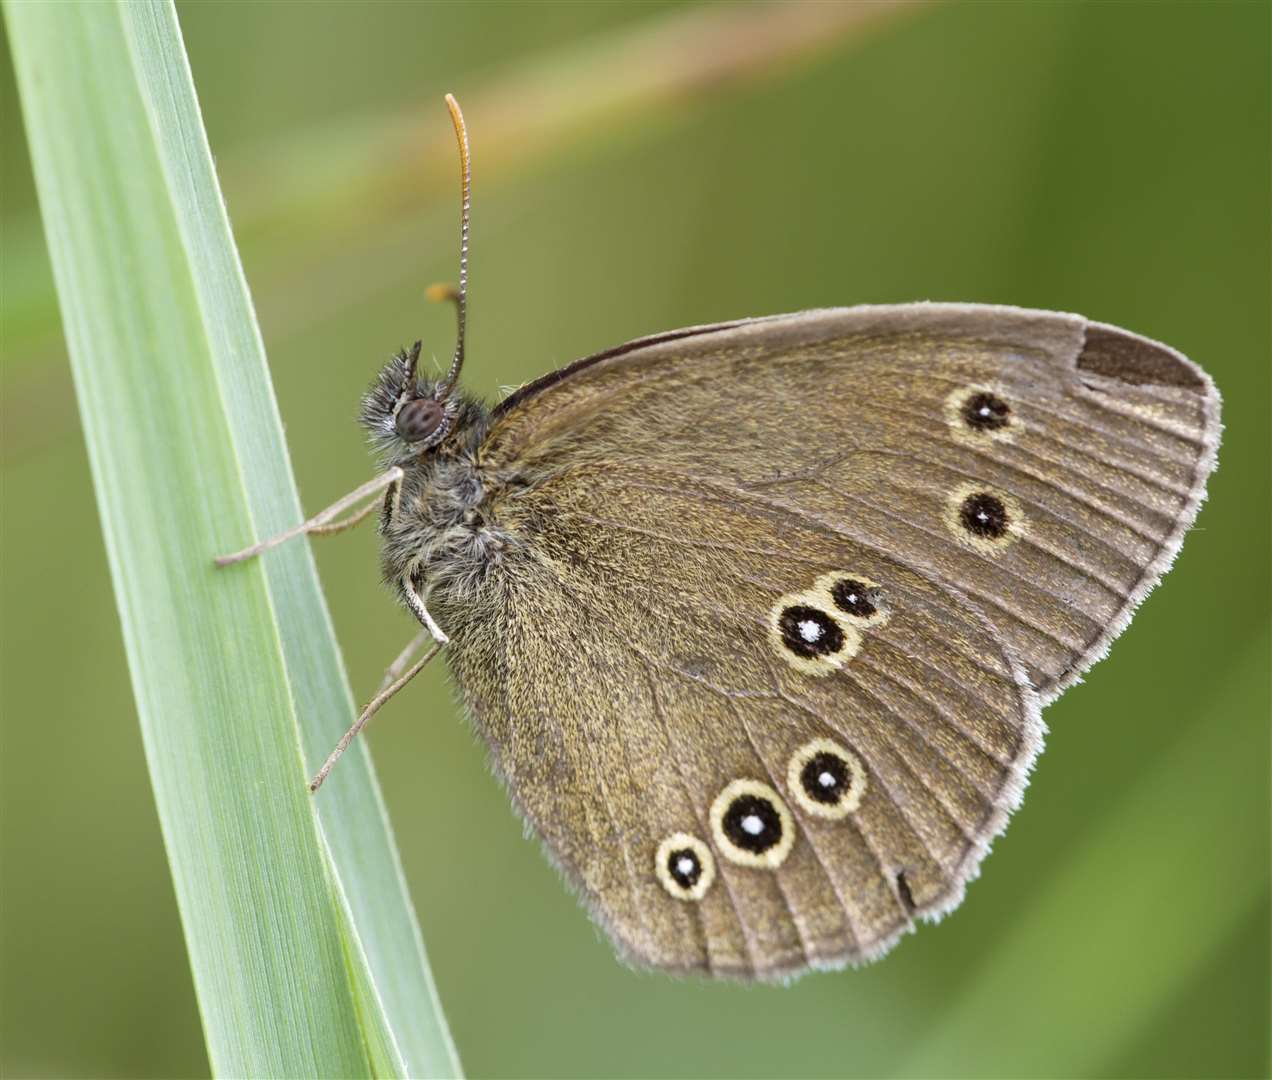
[855,355,1205,461]
[581,468,1099,653]
[641,662,760,975]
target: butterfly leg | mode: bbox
[378,629,431,692]
[310,578,444,791]
[214,467,404,566]
[401,574,449,644]
[309,639,442,793]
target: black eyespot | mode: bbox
[655,833,715,899]
[666,848,702,889]
[778,605,844,658]
[961,391,1011,432]
[830,578,878,620]
[787,739,866,818]
[959,492,1010,539]
[711,781,795,867]
[800,751,852,806]
[721,793,784,854]
[395,397,446,443]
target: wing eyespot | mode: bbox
[961,492,1009,537]
[961,391,1011,432]
[778,605,844,657]
[814,572,890,629]
[786,738,867,819]
[710,780,795,869]
[769,596,861,676]
[654,833,715,901]
[944,482,1026,556]
[944,384,1020,444]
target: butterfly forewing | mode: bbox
[481,305,1219,699]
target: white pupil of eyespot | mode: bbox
[676,856,695,876]
[979,405,991,417]
[977,510,989,522]
[818,770,837,788]
[741,814,764,835]
[798,619,822,643]
[846,593,858,604]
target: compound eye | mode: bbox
[395,398,446,443]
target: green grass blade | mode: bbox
[5,2,460,1075]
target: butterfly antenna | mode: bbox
[437,93,470,398]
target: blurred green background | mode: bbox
[2,2,1268,1077]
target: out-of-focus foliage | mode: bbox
[2,2,1267,1077]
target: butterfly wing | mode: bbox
[443,303,1218,977]
[482,304,1220,701]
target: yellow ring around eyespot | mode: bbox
[786,738,867,820]
[654,833,715,902]
[943,481,1027,557]
[943,383,1020,446]
[709,779,796,870]
[767,594,862,677]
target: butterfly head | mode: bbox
[360,340,487,464]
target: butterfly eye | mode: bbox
[710,780,795,869]
[654,833,715,902]
[395,397,448,444]
[945,483,1025,556]
[787,739,867,819]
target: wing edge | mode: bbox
[1039,320,1222,704]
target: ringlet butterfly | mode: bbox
[218,96,1221,979]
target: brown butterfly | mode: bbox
[218,95,1220,980]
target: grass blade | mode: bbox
[5,1,460,1075]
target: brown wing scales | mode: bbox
[443,304,1218,977]
[457,460,1037,975]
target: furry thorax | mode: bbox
[360,347,524,622]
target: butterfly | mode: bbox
[217,95,1221,980]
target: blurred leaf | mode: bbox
[218,1,926,240]
[4,2,459,1075]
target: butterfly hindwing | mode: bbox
[442,466,1039,975]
